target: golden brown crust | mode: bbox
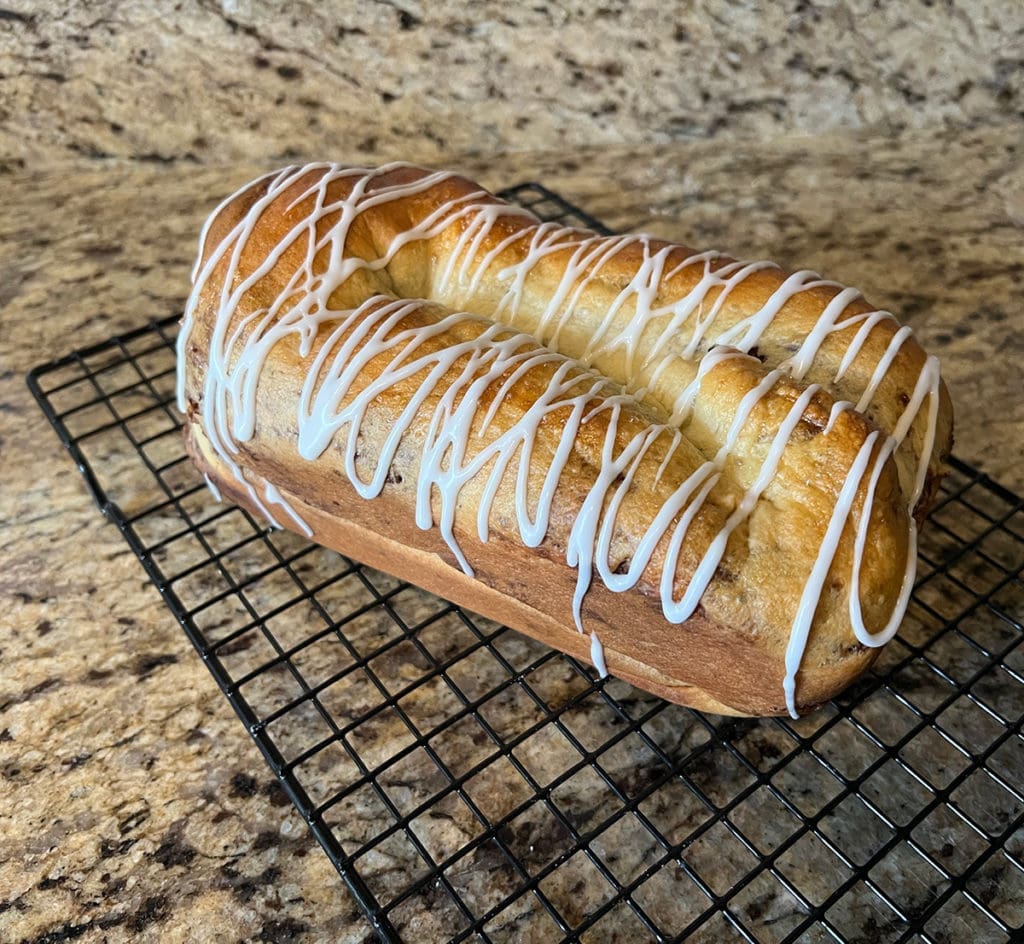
[184,419,873,717]
[179,163,953,717]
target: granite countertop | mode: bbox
[1,123,1022,942]
[3,2,1021,171]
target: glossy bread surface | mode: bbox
[178,163,953,716]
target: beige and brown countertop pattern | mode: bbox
[1,122,1022,942]
[2,1,1023,171]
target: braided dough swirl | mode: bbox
[177,163,953,717]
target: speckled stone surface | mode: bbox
[1,122,1022,941]
[1,1,1023,172]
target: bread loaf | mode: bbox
[177,163,953,717]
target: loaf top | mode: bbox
[177,162,953,717]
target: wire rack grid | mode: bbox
[28,184,1024,944]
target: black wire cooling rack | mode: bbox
[28,184,1024,944]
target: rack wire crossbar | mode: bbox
[28,184,1024,944]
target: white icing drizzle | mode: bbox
[590,630,608,679]
[178,162,945,717]
[264,481,314,538]
[203,473,223,503]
